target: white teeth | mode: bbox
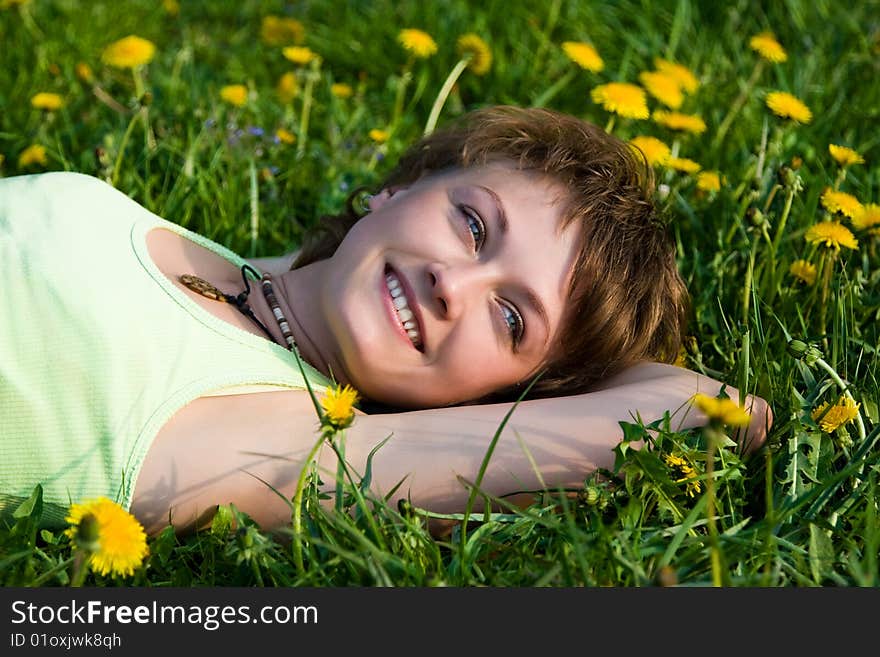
[386,270,422,349]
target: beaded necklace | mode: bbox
[178,264,296,352]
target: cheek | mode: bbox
[432,340,522,396]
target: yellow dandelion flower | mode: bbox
[282,46,318,66]
[561,41,604,73]
[749,31,787,63]
[65,498,148,578]
[75,61,94,83]
[674,346,688,367]
[457,33,492,75]
[590,82,649,119]
[828,144,864,167]
[663,454,702,498]
[629,135,671,167]
[260,15,304,46]
[691,393,751,427]
[276,72,298,103]
[101,35,156,69]
[805,221,858,251]
[18,144,47,168]
[789,259,817,285]
[696,171,721,192]
[639,70,683,109]
[812,396,860,433]
[852,203,880,233]
[369,128,390,143]
[275,128,296,144]
[162,0,179,15]
[320,384,360,431]
[398,28,438,59]
[30,92,64,111]
[330,82,353,99]
[820,188,863,219]
[654,58,699,94]
[652,109,707,134]
[765,91,812,124]
[667,156,702,174]
[219,84,248,107]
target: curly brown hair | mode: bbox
[292,105,689,403]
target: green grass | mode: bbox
[1,0,878,586]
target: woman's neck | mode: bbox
[248,259,352,386]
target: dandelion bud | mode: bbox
[397,499,414,518]
[787,339,808,356]
[580,485,601,506]
[778,165,803,193]
[139,91,153,107]
[655,566,678,587]
[746,207,764,227]
[236,526,254,549]
[684,335,699,357]
[787,339,823,366]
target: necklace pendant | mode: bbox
[179,274,228,302]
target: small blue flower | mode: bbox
[247,126,265,137]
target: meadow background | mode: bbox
[1,0,878,586]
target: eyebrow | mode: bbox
[477,185,551,346]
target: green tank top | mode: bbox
[0,172,331,528]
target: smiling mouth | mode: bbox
[384,266,424,351]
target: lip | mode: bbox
[382,264,425,352]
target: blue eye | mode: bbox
[459,205,486,252]
[500,302,525,347]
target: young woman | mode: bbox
[0,106,771,536]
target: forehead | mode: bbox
[431,165,570,225]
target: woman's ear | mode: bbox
[368,186,405,211]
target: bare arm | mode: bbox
[342,361,771,514]
[131,362,770,535]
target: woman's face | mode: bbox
[312,164,581,408]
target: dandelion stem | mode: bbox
[391,62,413,130]
[110,110,141,187]
[818,250,834,347]
[604,115,615,134]
[424,58,470,136]
[714,59,765,149]
[770,187,795,255]
[742,228,760,325]
[296,60,320,158]
[813,357,866,443]
[248,159,259,257]
[291,432,328,573]
[703,427,727,586]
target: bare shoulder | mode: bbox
[131,388,326,535]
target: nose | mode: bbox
[427,261,493,319]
